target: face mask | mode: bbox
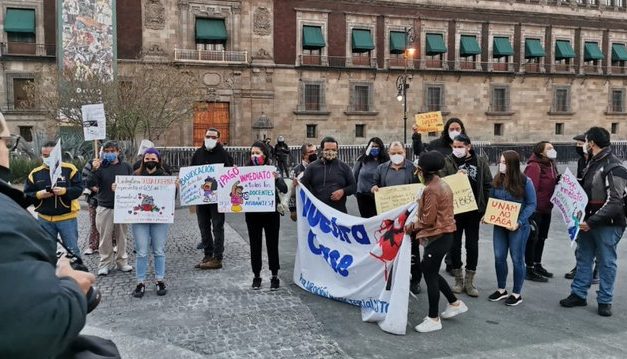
[370,148,380,157]
[204,138,217,150]
[102,152,117,162]
[575,146,585,158]
[144,161,158,170]
[323,150,337,161]
[449,130,461,141]
[251,155,265,165]
[307,153,318,163]
[546,149,557,159]
[43,157,55,168]
[499,163,507,174]
[390,154,404,165]
[452,148,466,159]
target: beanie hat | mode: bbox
[418,151,445,173]
[143,147,161,162]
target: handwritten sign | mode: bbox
[217,166,276,213]
[375,183,425,214]
[178,164,223,206]
[550,168,588,243]
[113,176,177,224]
[484,198,521,229]
[442,173,478,214]
[49,139,63,188]
[415,111,444,133]
[81,103,107,141]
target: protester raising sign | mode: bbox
[374,183,424,215]
[217,166,276,213]
[178,164,223,206]
[550,168,588,243]
[113,176,177,224]
[442,173,478,214]
[484,198,521,229]
[81,103,107,141]
[294,185,413,335]
[415,111,444,133]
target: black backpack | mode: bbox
[601,163,627,218]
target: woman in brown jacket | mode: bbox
[405,151,468,333]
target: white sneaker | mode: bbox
[97,267,109,276]
[441,300,468,319]
[118,264,133,272]
[84,248,96,255]
[415,316,442,333]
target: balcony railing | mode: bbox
[0,42,56,57]
[1,102,43,113]
[610,66,627,74]
[554,63,573,73]
[350,56,377,68]
[522,62,543,73]
[583,64,602,74]
[174,49,248,64]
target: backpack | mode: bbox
[601,163,627,218]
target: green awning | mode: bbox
[390,31,407,54]
[303,26,325,49]
[612,43,627,62]
[460,35,481,56]
[195,18,227,41]
[525,38,545,58]
[352,29,374,53]
[555,40,575,60]
[4,8,35,33]
[493,37,514,58]
[426,33,447,56]
[584,42,604,61]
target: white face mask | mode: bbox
[499,163,507,174]
[449,130,461,141]
[452,148,466,158]
[204,138,217,150]
[390,154,404,165]
[546,149,557,159]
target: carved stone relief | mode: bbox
[144,0,166,30]
[253,7,272,36]
[252,48,273,60]
[203,73,222,86]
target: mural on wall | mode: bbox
[60,0,116,81]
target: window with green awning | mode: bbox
[493,37,514,58]
[4,8,35,33]
[584,42,604,61]
[426,33,447,56]
[555,40,575,60]
[525,38,545,58]
[612,43,627,62]
[460,35,481,57]
[389,31,407,54]
[195,18,227,42]
[352,29,375,53]
[303,26,325,50]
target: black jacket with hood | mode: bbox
[300,157,356,213]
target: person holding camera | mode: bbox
[24,141,84,259]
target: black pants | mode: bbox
[245,212,281,276]
[196,204,225,259]
[356,192,377,218]
[422,233,457,318]
[277,160,290,177]
[411,238,422,285]
[525,212,552,267]
[451,211,481,271]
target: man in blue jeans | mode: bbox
[24,141,84,258]
[560,127,627,317]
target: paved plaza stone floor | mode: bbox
[78,164,627,358]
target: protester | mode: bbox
[487,151,537,306]
[300,136,356,213]
[439,134,492,297]
[411,124,424,157]
[560,127,627,317]
[354,137,389,218]
[24,141,84,259]
[131,148,172,298]
[289,143,317,221]
[191,128,234,269]
[274,136,291,178]
[88,141,134,276]
[426,117,467,156]
[371,141,422,295]
[523,141,559,283]
[244,142,288,290]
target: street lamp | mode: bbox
[395,27,416,145]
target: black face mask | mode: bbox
[575,146,585,158]
[0,165,10,182]
[144,161,158,170]
[307,153,318,163]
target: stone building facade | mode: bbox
[1,0,627,146]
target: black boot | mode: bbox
[564,266,577,280]
[534,263,554,278]
[526,266,548,282]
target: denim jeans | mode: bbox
[493,224,530,294]
[132,223,170,282]
[38,218,80,258]
[571,225,624,304]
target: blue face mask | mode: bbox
[370,148,380,157]
[102,152,117,162]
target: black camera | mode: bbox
[56,242,101,314]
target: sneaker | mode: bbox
[270,277,280,291]
[252,277,262,290]
[156,281,167,296]
[560,293,587,308]
[97,267,109,276]
[199,258,223,270]
[415,316,442,333]
[441,301,468,319]
[565,267,577,280]
[132,283,145,298]
[113,246,118,253]
[488,290,508,302]
[84,248,97,255]
[526,267,549,282]
[505,295,523,306]
[118,264,133,272]
[598,303,612,317]
[534,264,554,278]
[194,255,212,269]
[409,281,421,298]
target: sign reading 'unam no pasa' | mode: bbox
[415,111,444,133]
[484,198,521,229]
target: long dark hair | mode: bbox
[134,149,161,175]
[493,150,525,198]
[248,141,271,166]
[532,141,550,158]
[439,118,467,146]
[358,137,389,163]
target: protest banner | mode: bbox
[49,139,63,187]
[375,183,424,215]
[442,173,478,214]
[114,176,177,224]
[415,111,444,133]
[178,164,224,206]
[484,198,521,229]
[81,103,107,141]
[137,139,155,156]
[295,185,413,335]
[550,168,588,243]
[217,166,276,213]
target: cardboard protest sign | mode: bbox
[550,168,588,243]
[415,111,444,133]
[137,139,155,156]
[81,103,106,141]
[178,164,223,206]
[484,198,521,229]
[217,166,276,213]
[374,183,424,214]
[442,173,478,214]
[114,176,177,224]
[49,139,63,188]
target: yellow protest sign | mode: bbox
[375,183,425,214]
[484,198,521,229]
[415,111,444,133]
[442,173,478,215]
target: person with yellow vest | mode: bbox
[24,141,84,258]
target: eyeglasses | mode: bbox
[0,135,21,151]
